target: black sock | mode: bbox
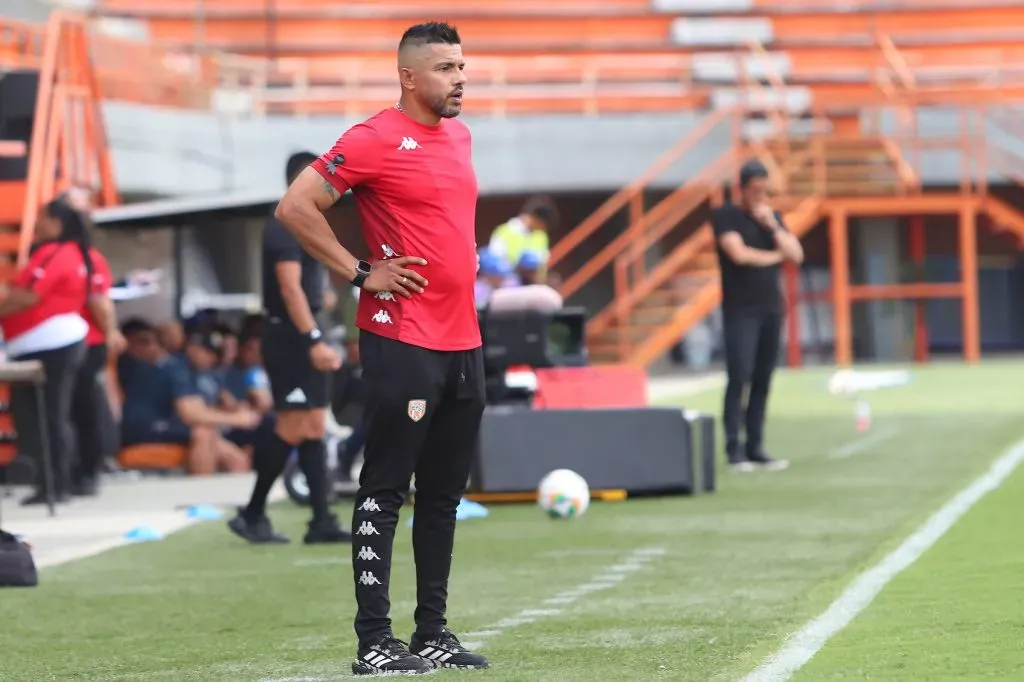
[244,431,293,521]
[298,438,332,522]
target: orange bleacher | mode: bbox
[73,0,1024,118]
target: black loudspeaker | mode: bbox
[0,70,39,181]
[472,405,708,496]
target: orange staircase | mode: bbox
[0,13,118,275]
[548,33,1024,367]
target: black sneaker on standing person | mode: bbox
[410,628,490,670]
[352,634,435,676]
[227,507,290,544]
[303,512,351,544]
[230,151,352,547]
[746,449,790,471]
[726,444,756,473]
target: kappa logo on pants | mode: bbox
[358,571,382,586]
[357,546,381,561]
[356,521,381,536]
[359,498,381,512]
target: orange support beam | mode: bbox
[908,215,928,362]
[784,261,801,367]
[829,209,852,366]
[959,206,980,363]
[848,282,963,301]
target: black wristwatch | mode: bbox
[351,260,371,288]
[304,328,323,347]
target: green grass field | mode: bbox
[2,362,1023,681]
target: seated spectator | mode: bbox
[121,330,258,475]
[515,250,545,286]
[222,332,276,451]
[118,317,157,391]
[216,323,239,371]
[223,333,272,414]
[475,248,515,308]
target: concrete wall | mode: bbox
[103,102,1024,199]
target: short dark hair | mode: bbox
[739,160,769,187]
[121,317,153,337]
[399,22,461,51]
[522,195,560,231]
[286,152,317,185]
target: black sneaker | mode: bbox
[303,513,352,544]
[746,451,790,471]
[352,634,434,676]
[726,444,756,473]
[410,628,490,670]
[227,509,290,544]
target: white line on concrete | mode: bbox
[827,427,900,460]
[744,437,1024,682]
[25,484,286,569]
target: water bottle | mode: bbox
[855,397,871,432]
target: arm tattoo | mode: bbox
[321,180,340,201]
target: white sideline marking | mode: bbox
[466,545,666,651]
[828,427,900,460]
[745,437,1024,682]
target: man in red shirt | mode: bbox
[275,21,487,677]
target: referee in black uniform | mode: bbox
[228,152,351,544]
[712,160,803,472]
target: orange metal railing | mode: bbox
[18,13,118,262]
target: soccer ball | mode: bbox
[537,469,590,519]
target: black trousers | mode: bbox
[71,343,109,484]
[352,332,485,646]
[10,340,86,496]
[722,309,781,460]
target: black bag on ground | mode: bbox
[0,530,38,587]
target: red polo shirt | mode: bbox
[1,241,88,342]
[82,248,112,346]
[312,108,481,351]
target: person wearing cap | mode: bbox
[475,248,513,307]
[712,159,804,473]
[121,329,257,474]
[514,250,545,286]
[488,196,558,272]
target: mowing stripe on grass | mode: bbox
[745,437,1024,682]
[259,546,668,682]
[827,427,900,460]
[462,546,667,652]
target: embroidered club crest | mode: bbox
[407,399,426,422]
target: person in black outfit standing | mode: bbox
[228,152,351,545]
[712,160,804,471]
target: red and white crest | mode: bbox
[407,399,426,422]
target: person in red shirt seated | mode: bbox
[0,195,91,505]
